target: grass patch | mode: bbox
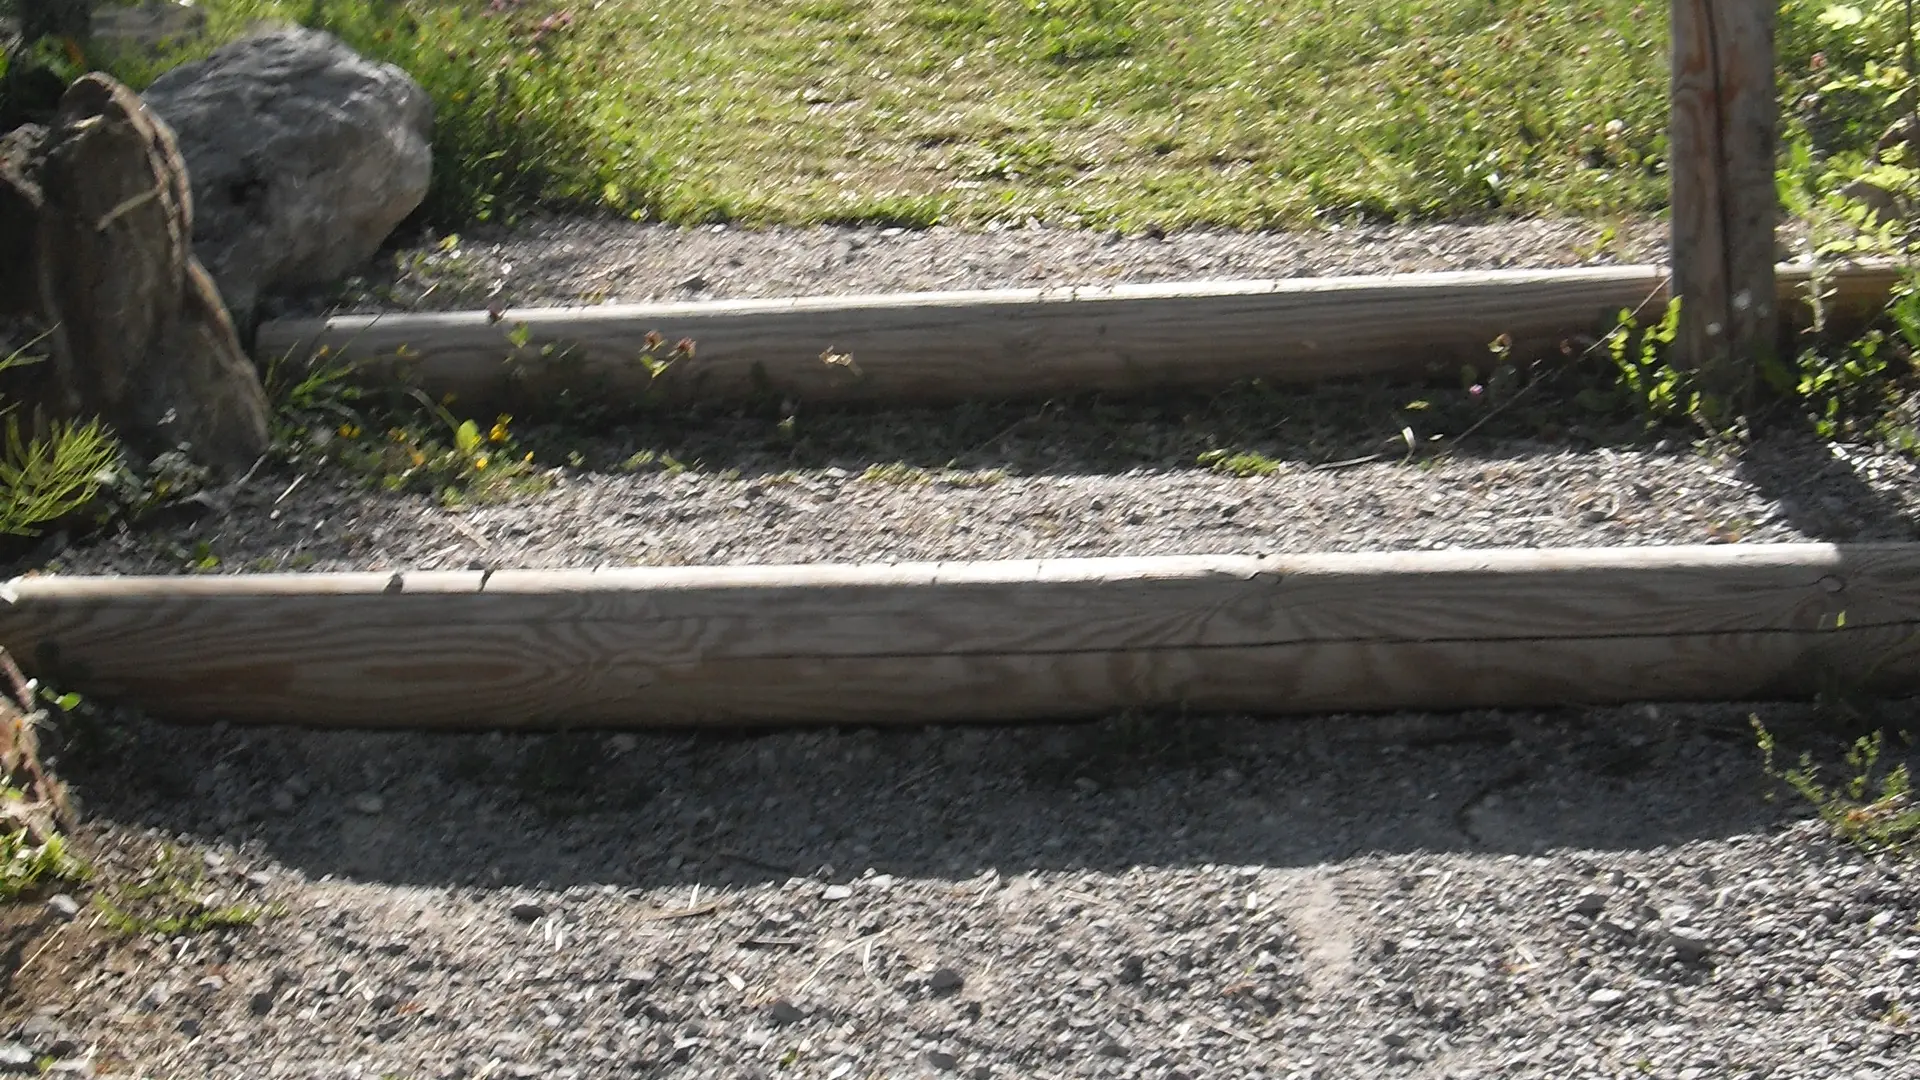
[93,844,280,936]
[53,0,1856,231]
[0,0,1895,233]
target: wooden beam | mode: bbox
[5,544,1917,728]
[1669,0,1779,421]
[253,262,1896,413]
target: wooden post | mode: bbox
[1669,0,1778,426]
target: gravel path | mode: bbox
[275,215,1684,317]
[4,216,1917,1080]
[5,704,1917,1080]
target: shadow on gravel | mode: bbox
[512,372,1675,483]
[1734,434,1920,542]
[60,699,1915,893]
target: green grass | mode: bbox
[77,0,1877,231]
[93,845,280,936]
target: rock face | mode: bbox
[142,26,433,334]
[0,74,271,473]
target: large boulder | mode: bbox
[1,74,271,474]
[141,25,433,334]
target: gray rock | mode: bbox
[928,967,964,995]
[1587,988,1626,1006]
[1667,926,1713,962]
[44,894,79,920]
[509,901,546,923]
[2,74,271,474]
[924,1049,958,1071]
[350,793,385,815]
[142,26,433,330]
[1572,888,1610,917]
[0,1043,31,1071]
[765,999,804,1026]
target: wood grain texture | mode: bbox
[4,544,1917,727]
[1669,0,1779,414]
[252,262,1896,412]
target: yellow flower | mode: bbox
[338,423,361,439]
[410,450,426,467]
[489,416,511,443]
[473,455,489,471]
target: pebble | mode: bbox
[0,1043,31,1070]
[924,1049,958,1071]
[509,901,546,922]
[44,894,79,920]
[1587,988,1626,1006]
[821,884,853,901]
[1667,927,1714,962]
[766,999,804,1026]
[1572,888,1610,917]
[928,967,964,995]
[350,793,385,815]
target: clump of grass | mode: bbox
[1754,717,1918,859]
[94,844,279,936]
[0,344,121,539]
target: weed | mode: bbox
[1604,297,1693,428]
[94,845,280,936]
[1754,717,1919,859]
[266,345,551,506]
[1196,449,1281,478]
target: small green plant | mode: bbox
[1196,448,1280,478]
[0,826,84,901]
[1604,296,1693,427]
[1755,716,1918,858]
[94,845,279,936]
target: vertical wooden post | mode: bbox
[1669,0,1777,426]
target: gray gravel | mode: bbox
[4,217,1917,1080]
[273,214,1683,317]
[35,436,1920,577]
[6,703,1917,1080]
